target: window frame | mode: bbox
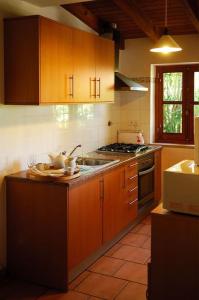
[155,64,199,144]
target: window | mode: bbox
[155,64,199,144]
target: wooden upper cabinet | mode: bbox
[73,29,96,103]
[4,15,115,105]
[40,17,73,103]
[95,37,115,102]
[4,16,40,104]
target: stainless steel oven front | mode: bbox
[138,153,155,209]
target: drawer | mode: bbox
[125,161,138,186]
[126,174,138,188]
[126,186,138,203]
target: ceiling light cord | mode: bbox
[164,0,168,35]
[150,0,182,53]
[165,0,168,28]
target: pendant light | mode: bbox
[150,0,182,53]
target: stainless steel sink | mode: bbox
[77,157,120,169]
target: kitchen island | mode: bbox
[148,204,199,300]
[6,146,161,290]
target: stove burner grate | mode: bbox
[98,143,149,154]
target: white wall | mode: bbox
[119,35,199,143]
[0,0,121,267]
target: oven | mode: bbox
[138,153,155,209]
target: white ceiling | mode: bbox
[23,0,93,7]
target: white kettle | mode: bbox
[48,152,67,169]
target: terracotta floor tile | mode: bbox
[120,232,148,248]
[0,280,47,300]
[136,224,151,236]
[111,245,150,264]
[75,272,127,299]
[114,261,147,285]
[69,271,90,290]
[104,243,122,257]
[115,282,147,300]
[141,215,151,225]
[131,223,144,233]
[89,256,125,276]
[39,290,89,300]
[141,238,151,250]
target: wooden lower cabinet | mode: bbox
[6,158,140,289]
[103,163,138,243]
[6,179,68,290]
[68,176,102,270]
[103,166,124,243]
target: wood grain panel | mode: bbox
[68,176,102,270]
[95,36,115,102]
[4,16,39,104]
[103,166,124,243]
[73,29,96,102]
[40,17,73,103]
[6,179,68,290]
[150,206,199,299]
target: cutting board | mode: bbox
[118,130,138,144]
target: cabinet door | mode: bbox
[103,166,124,243]
[40,17,73,103]
[4,16,40,104]
[95,37,115,102]
[68,177,102,270]
[73,29,96,102]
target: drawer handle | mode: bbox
[128,175,137,181]
[128,187,137,194]
[129,198,138,206]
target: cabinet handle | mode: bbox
[69,75,74,98]
[128,186,137,194]
[90,78,96,98]
[128,175,137,181]
[96,78,101,98]
[99,179,104,206]
[128,163,137,169]
[129,198,138,206]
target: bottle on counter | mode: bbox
[136,132,145,145]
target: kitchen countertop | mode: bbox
[6,145,161,188]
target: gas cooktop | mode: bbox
[97,143,149,154]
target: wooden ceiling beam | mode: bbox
[62,3,125,49]
[112,0,160,42]
[180,0,199,32]
[62,3,103,33]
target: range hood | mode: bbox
[115,72,148,92]
[101,25,148,92]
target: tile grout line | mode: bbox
[85,270,147,287]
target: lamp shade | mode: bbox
[150,34,182,53]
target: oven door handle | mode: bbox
[139,165,155,176]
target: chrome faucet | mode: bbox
[69,144,82,156]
